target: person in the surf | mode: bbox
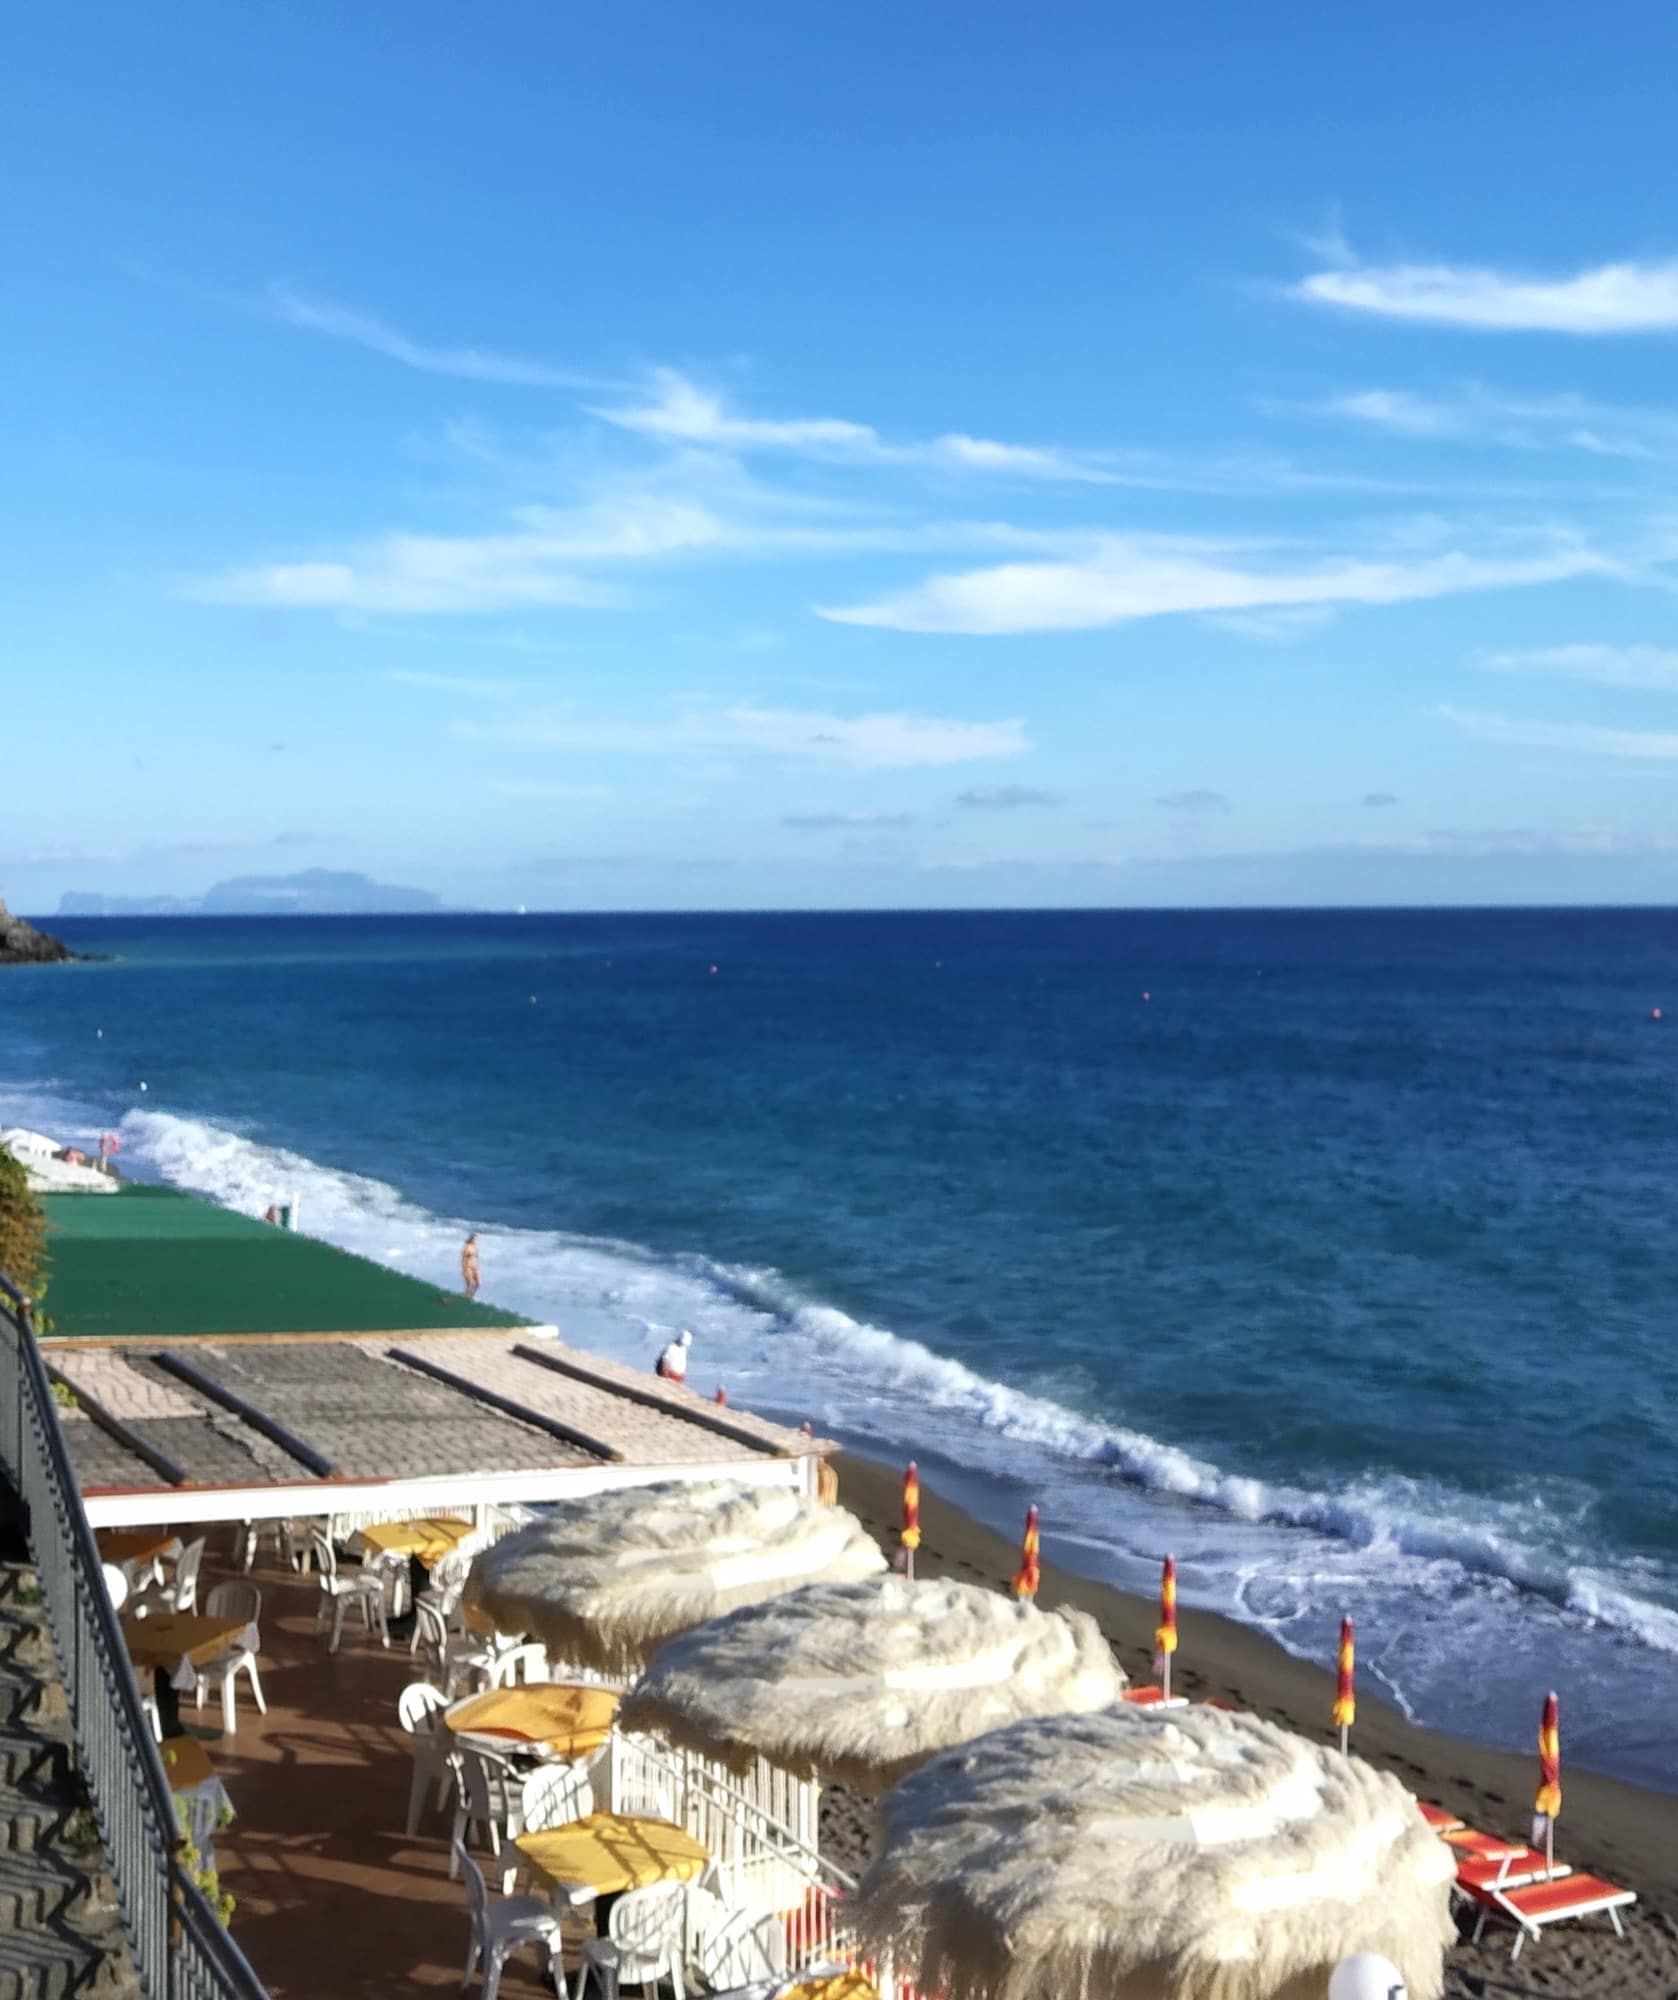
[655,1328,692,1382]
[460,1232,480,1299]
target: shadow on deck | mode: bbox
[195,1546,554,1999]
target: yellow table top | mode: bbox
[159,1738,217,1791]
[447,1683,620,1759]
[98,1528,174,1567]
[122,1613,247,1671]
[514,1811,710,1904]
[356,1516,475,1565]
[779,1975,880,2000]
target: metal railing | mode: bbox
[0,1272,269,2000]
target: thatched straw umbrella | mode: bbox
[621,1575,1128,1794]
[848,1705,1457,2000]
[462,1480,886,1676]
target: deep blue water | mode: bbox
[4,908,1676,1787]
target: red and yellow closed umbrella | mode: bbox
[1533,1690,1561,1868]
[1154,1555,1178,1699]
[1332,1616,1355,1752]
[1012,1505,1040,1600]
[900,1463,922,1580]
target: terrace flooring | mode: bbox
[180,1544,562,1998]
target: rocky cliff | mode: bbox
[0,898,78,964]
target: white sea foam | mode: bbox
[91,1103,1678,1673]
[8,1078,1676,1779]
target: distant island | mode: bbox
[0,896,81,965]
[58,868,447,918]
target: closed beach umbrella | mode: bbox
[1154,1553,1179,1698]
[849,1705,1457,2000]
[1533,1689,1562,1865]
[901,1462,921,1579]
[464,1480,886,1676]
[621,1573,1128,1794]
[1011,1504,1040,1600]
[1333,1617,1356,1753]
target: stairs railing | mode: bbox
[0,1272,269,2000]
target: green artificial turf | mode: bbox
[40,1185,528,1340]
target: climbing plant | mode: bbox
[0,1147,48,1305]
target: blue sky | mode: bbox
[9,4,1678,910]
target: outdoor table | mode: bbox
[446,1684,620,1762]
[778,1974,880,2000]
[354,1516,475,1567]
[159,1736,234,1853]
[122,1612,249,1738]
[514,1810,712,1908]
[97,1527,175,1570]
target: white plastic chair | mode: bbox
[487,1641,549,1689]
[454,1838,563,2000]
[398,1680,454,1836]
[170,1536,206,1612]
[133,1535,205,1618]
[410,1597,452,1678]
[575,1880,688,2000]
[309,1529,390,1653]
[519,1753,601,1835]
[100,1563,130,1611]
[284,1518,324,1573]
[450,1746,527,1893]
[690,1880,788,1994]
[194,1581,266,1735]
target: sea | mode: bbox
[3,907,1676,1792]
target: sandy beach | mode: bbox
[831,1453,1678,1999]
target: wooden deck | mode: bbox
[184,1545,559,1998]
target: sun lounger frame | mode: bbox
[1465,1871,1636,1961]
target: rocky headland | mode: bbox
[0,897,80,965]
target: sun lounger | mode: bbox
[1466,1870,1636,1960]
[1443,1826,1529,1862]
[1121,1687,1188,1709]
[1453,1847,1572,1893]
[1416,1801,1464,1833]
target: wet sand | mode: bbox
[833,1452,1678,1998]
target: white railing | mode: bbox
[605,1730,894,1989]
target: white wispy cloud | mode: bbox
[821,534,1605,636]
[463,704,1029,770]
[1307,385,1675,460]
[265,284,606,388]
[1205,604,1338,643]
[593,368,1122,484]
[1484,643,1678,690]
[187,496,734,613]
[1439,705,1678,758]
[1292,255,1678,334]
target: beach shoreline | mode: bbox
[834,1449,1678,1993]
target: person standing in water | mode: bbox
[460,1233,481,1299]
[656,1328,692,1382]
